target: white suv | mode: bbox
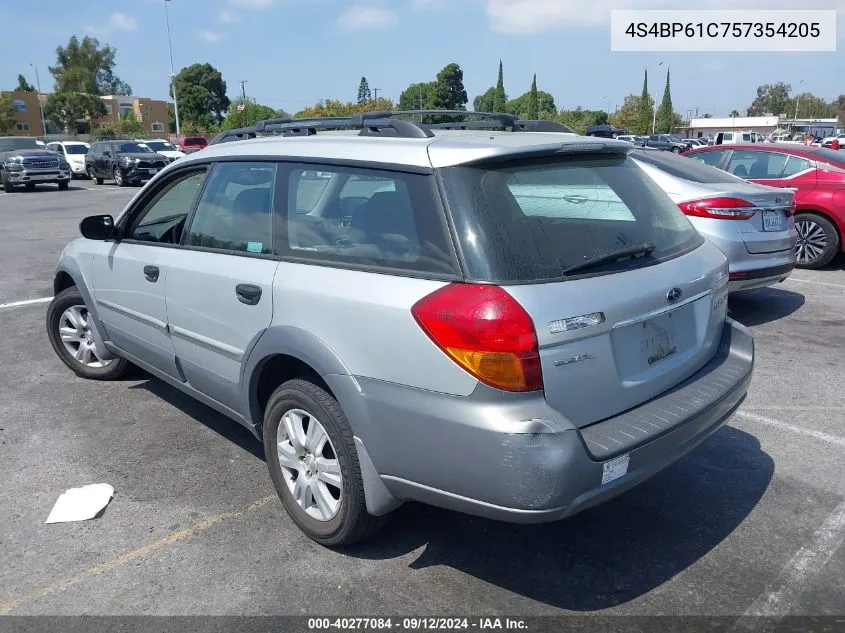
[47,141,90,177]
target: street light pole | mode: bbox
[164,0,181,138]
[30,64,48,139]
[794,79,804,121]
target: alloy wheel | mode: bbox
[795,218,827,265]
[276,408,342,522]
[58,305,113,368]
[113,167,123,186]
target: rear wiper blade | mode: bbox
[562,243,656,275]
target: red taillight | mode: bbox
[678,197,755,220]
[411,284,543,392]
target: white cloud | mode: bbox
[484,0,845,34]
[337,5,398,31]
[219,9,240,22]
[200,30,224,42]
[110,12,138,31]
[228,0,274,7]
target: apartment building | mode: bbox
[2,90,169,136]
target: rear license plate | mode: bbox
[641,313,677,366]
[763,210,785,231]
[147,168,158,175]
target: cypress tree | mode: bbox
[527,74,538,119]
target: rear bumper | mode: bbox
[728,262,795,292]
[337,319,754,522]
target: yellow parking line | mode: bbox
[0,495,276,614]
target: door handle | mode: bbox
[236,284,262,306]
[143,265,160,282]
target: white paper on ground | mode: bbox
[45,483,114,524]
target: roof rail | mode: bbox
[208,110,577,145]
[209,111,433,145]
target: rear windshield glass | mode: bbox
[440,154,703,283]
[812,148,845,168]
[632,149,746,184]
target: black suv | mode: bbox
[86,141,169,186]
[644,134,692,153]
[0,137,71,193]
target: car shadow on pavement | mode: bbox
[128,377,265,461]
[728,287,805,327]
[345,426,773,611]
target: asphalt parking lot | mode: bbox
[1,183,844,619]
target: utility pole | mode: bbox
[373,88,380,100]
[163,0,181,137]
[30,63,47,138]
[239,80,248,103]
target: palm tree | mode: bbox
[729,109,741,117]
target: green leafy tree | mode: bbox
[832,95,845,125]
[729,109,741,117]
[357,77,371,104]
[791,92,833,119]
[747,82,792,116]
[399,82,435,111]
[220,98,283,130]
[294,98,395,118]
[492,60,506,113]
[608,94,641,133]
[637,69,654,135]
[49,36,132,95]
[655,68,673,133]
[43,91,106,135]
[114,112,143,137]
[172,63,230,130]
[701,113,713,118]
[559,107,609,134]
[527,74,538,119]
[430,63,468,114]
[16,74,36,92]
[473,87,496,113]
[0,94,17,134]
[506,90,556,119]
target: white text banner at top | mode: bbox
[611,10,837,52]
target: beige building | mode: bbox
[2,90,169,137]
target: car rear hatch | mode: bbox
[437,144,729,428]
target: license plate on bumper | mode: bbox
[763,210,786,231]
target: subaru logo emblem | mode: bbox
[667,287,682,303]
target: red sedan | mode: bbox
[683,143,845,268]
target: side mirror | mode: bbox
[80,215,116,241]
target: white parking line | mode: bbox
[739,500,845,619]
[785,277,845,289]
[0,297,52,310]
[735,411,845,448]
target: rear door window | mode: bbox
[282,165,458,276]
[727,150,787,179]
[687,149,728,167]
[439,154,703,283]
[781,155,811,177]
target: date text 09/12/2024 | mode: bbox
[307,618,528,630]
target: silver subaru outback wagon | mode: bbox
[47,112,754,547]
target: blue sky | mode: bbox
[2,0,843,117]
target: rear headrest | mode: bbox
[351,191,416,238]
[233,188,271,215]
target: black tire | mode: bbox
[671,146,681,153]
[88,167,103,185]
[263,378,386,547]
[795,212,840,269]
[113,166,127,187]
[1,171,13,192]
[58,181,69,191]
[46,287,129,380]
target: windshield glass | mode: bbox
[631,149,746,184]
[439,154,703,283]
[813,148,845,168]
[0,138,41,152]
[64,145,88,155]
[144,141,176,152]
[117,142,152,153]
